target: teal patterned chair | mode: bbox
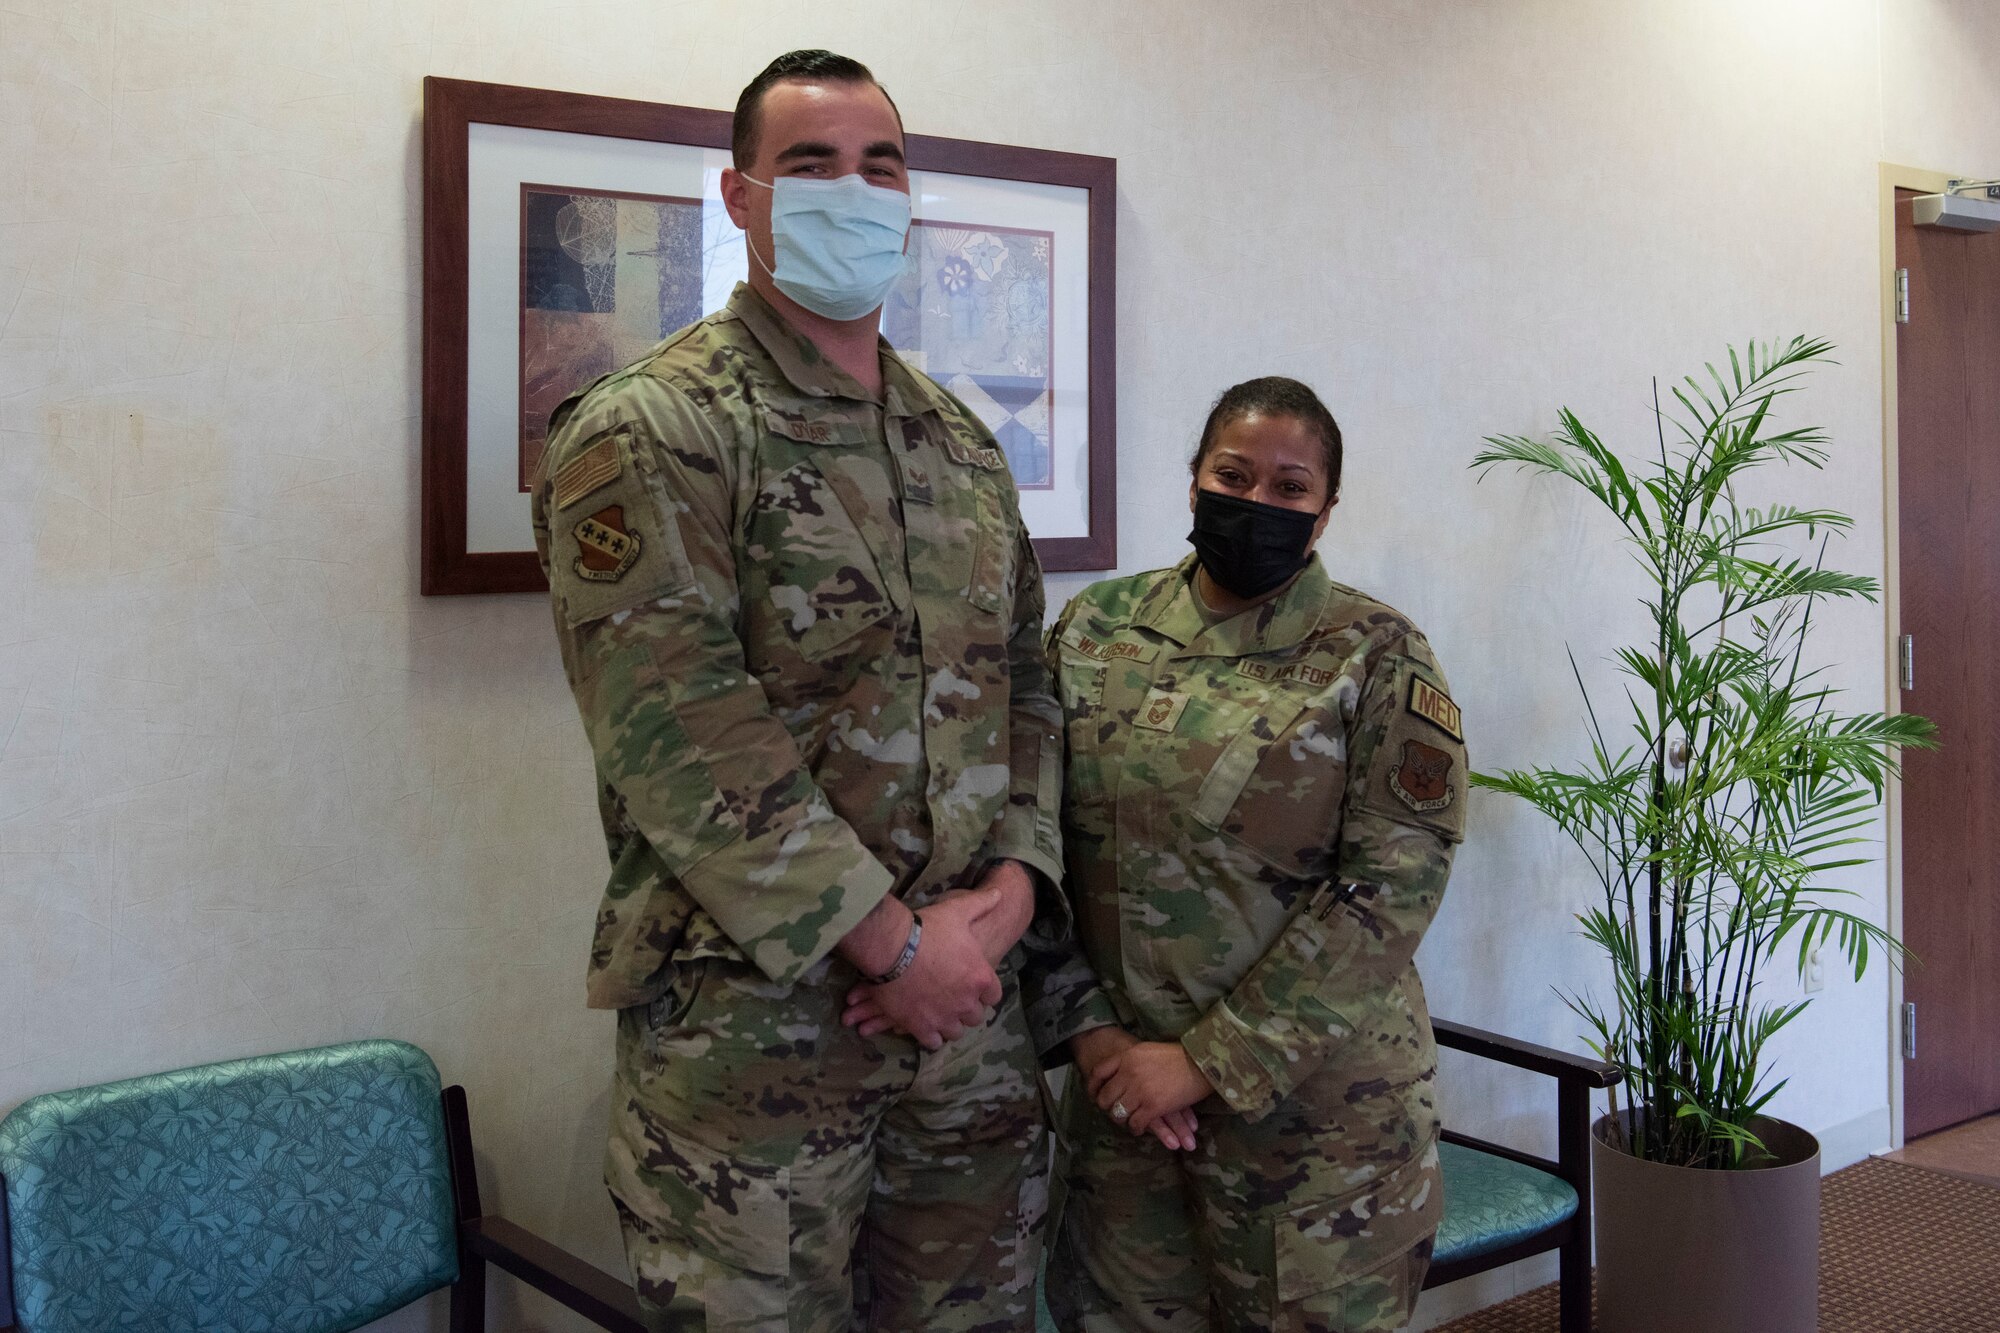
[1420,1019,1620,1333]
[0,1040,648,1333]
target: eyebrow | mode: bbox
[774,140,838,164]
[773,139,906,166]
[1208,451,1315,475]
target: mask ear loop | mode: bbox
[737,174,779,279]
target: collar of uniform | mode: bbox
[1140,552,1334,659]
[880,351,956,420]
[726,283,881,404]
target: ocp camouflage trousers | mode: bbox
[1045,1066,1441,1333]
[607,951,1049,1333]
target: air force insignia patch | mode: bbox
[1390,738,1457,813]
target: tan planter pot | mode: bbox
[1591,1112,1820,1333]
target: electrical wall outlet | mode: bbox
[1805,945,1825,993]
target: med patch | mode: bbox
[1358,656,1468,844]
[1407,674,1463,742]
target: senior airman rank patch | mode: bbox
[573,506,641,582]
[1390,739,1457,813]
[1407,675,1463,741]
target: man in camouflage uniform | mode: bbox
[530,51,1067,1333]
[1036,547,1466,1332]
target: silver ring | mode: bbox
[1111,1102,1130,1122]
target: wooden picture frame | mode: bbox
[420,76,1117,595]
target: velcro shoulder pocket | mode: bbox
[1357,658,1468,845]
[546,426,696,627]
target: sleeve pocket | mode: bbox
[1356,661,1469,845]
[549,427,697,627]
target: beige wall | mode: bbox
[4,2,1998,1327]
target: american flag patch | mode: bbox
[553,435,622,510]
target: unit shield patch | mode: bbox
[1390,738,1456,813]
[573,506,642,582]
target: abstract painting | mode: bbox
[518,184,705,490]
[882,222,1056,487]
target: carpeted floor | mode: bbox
[1434,1156,2000,1331]
[1884,1113,2000,1189]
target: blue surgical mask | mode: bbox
[742,173,912,322]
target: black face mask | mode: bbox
[1188,489,1323,599]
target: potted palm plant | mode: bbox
[1471,338,1935,1333]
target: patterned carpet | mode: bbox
[1433,1156,2000,1331]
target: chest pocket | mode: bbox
[1054,624,1154,738]
[1055,622,1156,813]
[1056,657,1107,803]
[942,432,1017,616]
[1191,692,1347,874]
[1057,654,1106,720]
[747,458,893,661]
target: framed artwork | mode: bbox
[420,76,1117,595]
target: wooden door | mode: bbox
[1897,188,2000,1139]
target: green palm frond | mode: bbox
[1470,339,1936,1168]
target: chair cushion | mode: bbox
[0,1039,459,1333]
[1433,1140,1579,1267]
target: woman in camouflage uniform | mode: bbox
[1039,378,1466,1332]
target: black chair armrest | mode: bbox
[441,1084,647,1332]
[1428,1019,1611,1330]
[461,1216,647,1333]
[1433,1018,1621,1088]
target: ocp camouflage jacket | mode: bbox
[1033,555,1466,1121]
[532,285,1065,1011]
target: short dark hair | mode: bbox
[732,50,902,171]
[1191,376,1344,500]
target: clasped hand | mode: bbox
[839,861,1037,1051]
[1071,1026,1210,1152]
